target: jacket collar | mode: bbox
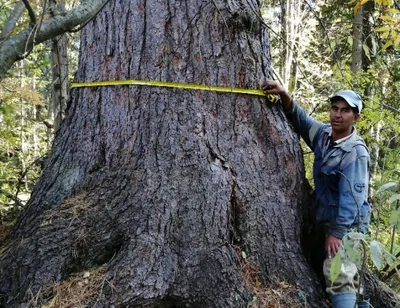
[322,126,364,153]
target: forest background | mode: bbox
[0,0,400,301]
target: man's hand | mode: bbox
[261,80,286,96]
[325,234,343,259]
[261,80,292,111]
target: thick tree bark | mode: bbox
[0,1,395,307]
[364,271,398,307]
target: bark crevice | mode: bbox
[229,177,241,246]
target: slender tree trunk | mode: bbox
[278,0,303,92]
[18,62,28,192]
[362,1,378,200]
[351,5,363,73]
[48,0,70,132]
[362,0,374,71]
[279,0,286,85]
[284,0,291,86]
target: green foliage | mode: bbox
[370,239,383,269]
[389,208,400,228]
[394,61,400,81]
[0,62,51,216]
[0,0,79,217]
[344,237,362,266]
[377,182,398,193]
[389,194,400,204]
[329,232,400,286]
[0,3,12,25]
[330,252,342,284]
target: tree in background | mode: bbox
[0,0,109,80]
[47,0,70,132]
[0,0,90,214]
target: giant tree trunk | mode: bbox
[0,1,390,307]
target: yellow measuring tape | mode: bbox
[70,79,279,103]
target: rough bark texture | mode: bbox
[364,271,398,307]
[0,1,392,307]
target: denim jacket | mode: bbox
[286,100,370,239]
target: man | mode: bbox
[262,81,370,308]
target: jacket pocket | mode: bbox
[315,203,338,224]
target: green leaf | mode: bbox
[370,240,382,270]
[382,32,390,40]
[383,250,394,268]
[377,182,398,193]
[242,251,247,259]
[347,232,366,240]
[376,26,391,32]
[362,44,371,60]
[389,194,400,204]
[330,252,342,284]
[394,62,400,81]
[380,16,394,22]
[382,39,393,50]
[344,240,361,266]
[347,36,353,47]
[389,208,400,226]
[386,8,400,14]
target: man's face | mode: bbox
[330,99,360,135]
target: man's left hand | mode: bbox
[325,234,343,258]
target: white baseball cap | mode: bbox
[330,90,363,113]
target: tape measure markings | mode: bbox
[70,79,279,103]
